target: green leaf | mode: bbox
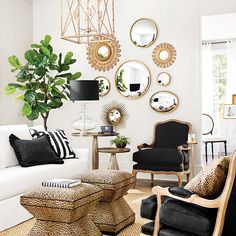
[25,50,37,64]
[8,56,21,69]
[21,103,32,116]
[60,65,70,72]
[42,35,51,47]
[58,53,62,66]
[24,90,37,103]
[35,67,47,76]
[16,94,24,100]
[8,83,24,88]
[38,103,51,113]
[49,65,59,71]
[56,73,72,78]
[16,76,29,83]
[36,93,45,101]
[4,85,16,95]
[48,97,63,109]
[40,46,51,57]
[70,59,76,64]
[27,107,39,120]
[31,44,41,49]
[51,87,67,99]
[64,52,73,64]
[70,72,82,80]
[54,79,65,85]
[49,54,58,64]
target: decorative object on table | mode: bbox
[223,104,236,119]
[4,35,81,131]
[100,125,114,134]
[70,80,99,133]
[9,134,64,167]
[202,113,227,162]
[77,170,136,234]
[95,76,111,96]
[111,135,130,148]
[87,34,121,71]
[21,184,103,236]
[232,94,236,104]
[98,147,130,170]
[142,154,236,236]
[42,179,81,188]
[130,18,158,48]
[132,119,192,187]
[101,101,129,130]
[29,129,76,159]
[72,132,118,170]
[152,43,177,68]
[157,72,171,86]
[115,60,151,99]
[61,0,115,44]
[188,133,196,143]
[150,91,179,113]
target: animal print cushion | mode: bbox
[185,157,230,199]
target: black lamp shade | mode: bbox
[70,80,99,101]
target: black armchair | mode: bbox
[140,153,236,236]
[132,119,192,187]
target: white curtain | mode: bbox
[225,40,236,103]
[201,43,214,116]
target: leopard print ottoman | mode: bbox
[77,170,136,235]
[21,183,103,236]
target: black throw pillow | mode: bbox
[9,134,64,167]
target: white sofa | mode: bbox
[0,124,90,232]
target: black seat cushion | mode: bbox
[141,194,157,220]
[141,222,154,235]
[160,198,217,236]
[133,148,182,166]
[133,163,182,172]
[159,227,198,236]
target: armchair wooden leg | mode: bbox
[177,172,184,187]
[151,174,154,187]
[132,169,138,188]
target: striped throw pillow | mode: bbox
[29,129,75,159]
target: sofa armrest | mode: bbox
[137,143,153,151]
[168,187,193,198]
[72,148,89,160]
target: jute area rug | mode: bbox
[0,186,152,236]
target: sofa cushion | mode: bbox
[160,198,217,236]
[133,163,182,172]
[0,124,31,168]
[185,157,230,199]
[159,228,198,236]
[9,134,64,167]
[133,148,182,167]
[29,129,75,159]
[140,194,157,220]
[0,158,89,201]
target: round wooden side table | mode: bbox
[98,147,130,170]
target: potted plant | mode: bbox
[5,35,81,130]
[111,135,130,148]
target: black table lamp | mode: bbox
[70,80,99,133]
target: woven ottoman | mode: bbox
[21,183,103,236]
[77,170,136,235]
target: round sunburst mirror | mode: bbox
[130,18,158,48]
[101,101,129,130]
[95,76,110,96]
[152,43,177,68]
[115,60,151,99]
[87,34,121,71]
[157,72,171,87]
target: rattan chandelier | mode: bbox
[61,0,115,44]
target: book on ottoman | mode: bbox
[42,179,81,188]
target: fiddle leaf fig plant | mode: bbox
[5,35,81,130]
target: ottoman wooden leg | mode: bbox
[108,153,119,170]
[28,215,101,236]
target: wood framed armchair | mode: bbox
[140,153,236,236]
[132,119,192,187]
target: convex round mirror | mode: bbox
[109,109,121,123]
[115,60,151,99]
[157,72,171,86]
[96,44,111,61]
[150,91,179,113]
[130,18,158,48]
[95,76,110,96]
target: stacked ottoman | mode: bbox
[77,170,136,235]
[21,183,103,236]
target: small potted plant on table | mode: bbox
[111,135,130,148]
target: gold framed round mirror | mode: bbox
[115,60,151,99]
[95,76,111,96]
[108,109,122,123]
[150,91,179,113]
[96,44,111,61]
[130,18,158,48]
[157,72,171,87]
[152,43,177,68]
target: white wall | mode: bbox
[32,0,236,180]
[0,0,33,125]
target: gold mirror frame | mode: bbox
[95,44,112,61]
[101,101,129,130]
[157,72,171,87]
[94,76,111,97]
[115,60,151,99]
[152,43,177,68]
[87,34,121,71]
[150,91,179,113]
[130,18,158,48]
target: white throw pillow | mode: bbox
[0,124,32,168]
